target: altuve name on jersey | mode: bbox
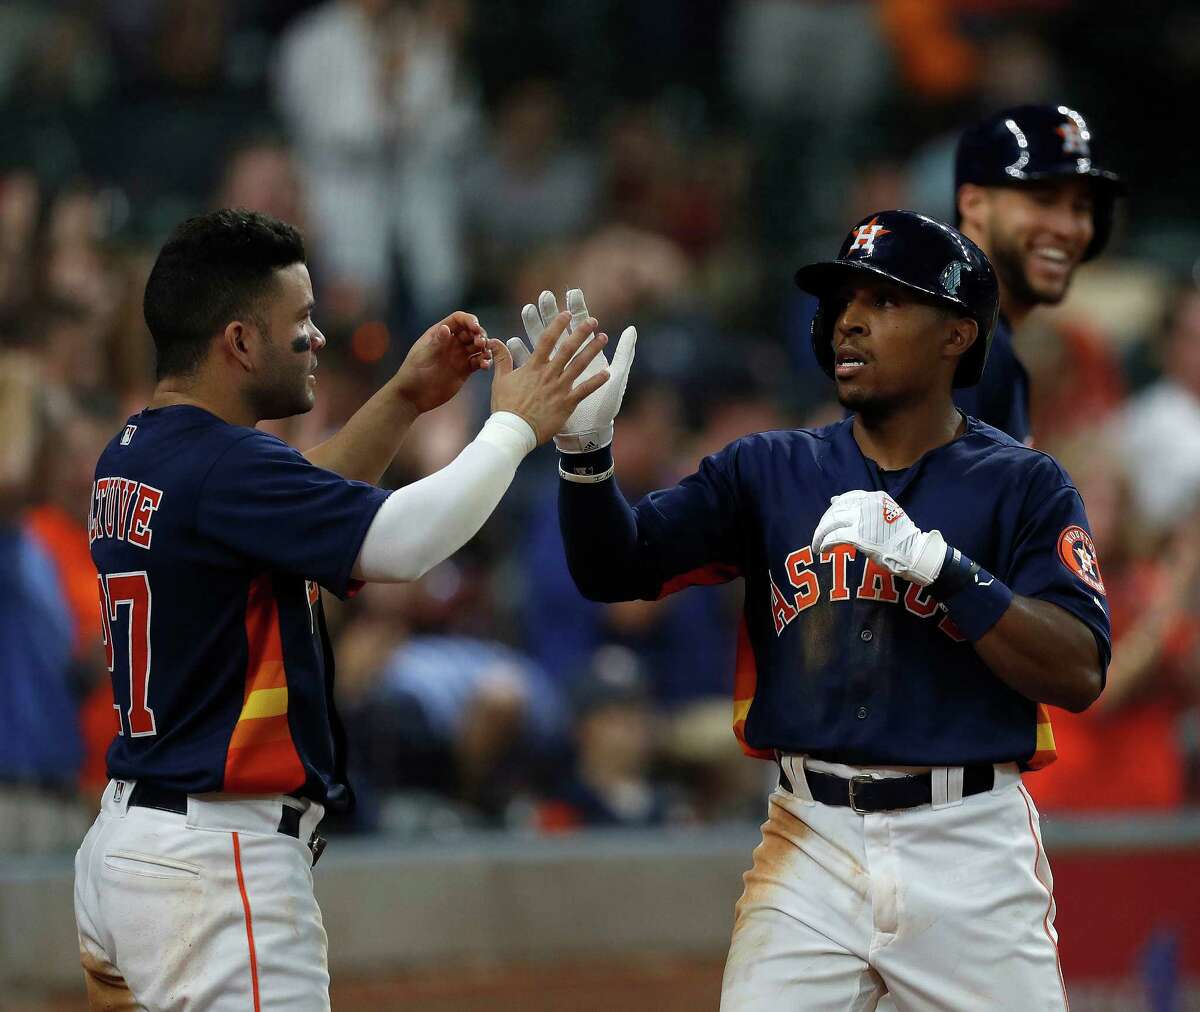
[89,477,164,549]
[769,544,965,643]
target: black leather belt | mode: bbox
[125,781,327,865]
[778,761,994,813]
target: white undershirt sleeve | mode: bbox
[352,411,536,583]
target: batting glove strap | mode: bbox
[558,445,615,484]
[929,546,1014,641]
[554,425,614,455]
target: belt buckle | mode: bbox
[848,775,874,814]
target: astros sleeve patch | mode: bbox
[1056,525,1105,595]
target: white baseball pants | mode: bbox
[721,759,1069,1011]
[74,779,329,1011]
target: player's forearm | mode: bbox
[352,412,534,583]
[304,376,420,484]
[558,448,659,602]
[971,595,1103,712]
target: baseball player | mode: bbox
[529,211,1110,1010]
[74,208,610,1010]
[952,103,1124,442]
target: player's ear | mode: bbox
[956,184,988,231]
[222,320,256,372]
[943,316,978,366]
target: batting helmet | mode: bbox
[955,104,1125,261]
[794,210,999,388]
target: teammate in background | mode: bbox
[74,209,609,1010]
[532,213,1110,1010]
[952,103,1124,442]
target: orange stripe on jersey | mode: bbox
[1025,703,1058,770]
[223,575,305,794]
[657,562,740,599]
[731,618,774,760]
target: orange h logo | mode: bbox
[1057,122,1089,156]
[849,217,890,256]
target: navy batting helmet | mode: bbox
[955,104,1125,261]
[794,210,999,388]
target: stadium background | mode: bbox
[1,0,1198,1008]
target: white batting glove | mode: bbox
[506,288,637,453]
[811,490,947,587]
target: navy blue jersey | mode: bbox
[559,416,1110,769]
[89,406,389,807]
[953,315,1031,444]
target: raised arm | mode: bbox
[505,289,743,603]
[558,448,657,601]
[305,312,488,483]
[353,311,610,583]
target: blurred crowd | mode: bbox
[1,0,1199,853]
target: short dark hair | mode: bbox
[143,208,305,379]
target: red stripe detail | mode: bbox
[224,574,305,793]
[1018,785,1069,1010]
[657,562,739,599]
[232,832,262,1012]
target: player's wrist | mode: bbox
[558,445,614,484]
[553,423,613,454]
[929,546,1013,640]
[478,412,537,460]
[895,529,947,586]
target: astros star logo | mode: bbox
[1057,121,1090,156]
[1073,540,1099,580]
[849,217,890,256]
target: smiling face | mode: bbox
[959,177,1094,312]
[250,262,327,420]
[828,278,976,417]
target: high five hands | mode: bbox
[505,289,638,452]
[486,304,611,445]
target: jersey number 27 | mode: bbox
[97,571,156,737]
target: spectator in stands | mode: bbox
[215,133,309,234]
[0,352,90,853]
[275,0,404,317]
[276,0,477,321]
[24,404,120,796]
[341,558,567,827]
[0,172,40,322]
[1028,441,1199,813]
[1120,285,1200,538]
[461,78,600,295]
[34,296,109,406]
[538,647,676,830]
